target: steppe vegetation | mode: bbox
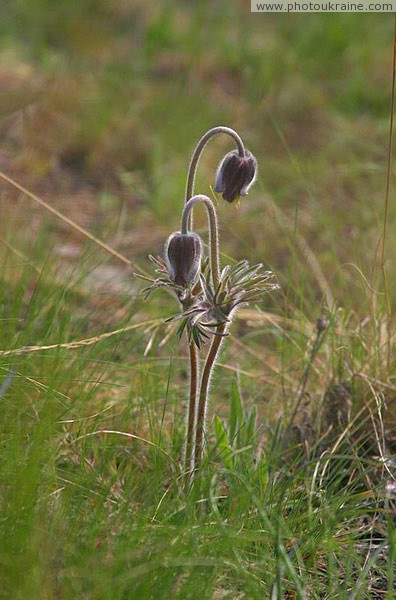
[0,4,395,598]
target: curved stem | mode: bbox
[184,342,199,486]
[181,194,221,487]
[181,128,245,480]
[185,126,246,230]
[181,194,220,290]
[194,323,227,471]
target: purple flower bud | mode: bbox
[316,316,329,333]
[165,232,202,287]
[214,149,257,203]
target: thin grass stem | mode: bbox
[380,15,396,368]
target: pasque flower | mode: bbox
[165,231,202,287]
[214,149,257,203]
[139,126,278,486]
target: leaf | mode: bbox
[213,415,233,469]
[229,380,244,445]
[191,325,203,348]
[246,405,257,446]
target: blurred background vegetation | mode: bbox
[1,4,394,298]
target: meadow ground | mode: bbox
[0,3,395,598]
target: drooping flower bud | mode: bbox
[165,232,202,287]
[214,149,257,203]
[316,316,329,333]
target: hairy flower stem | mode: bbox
[182,128,245,483]
[181,195,221,486]
[194,322,227,471]
[181,195,220,289]
[185,126,246,229]
[184,341,199,485]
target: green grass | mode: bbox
[0,264,393,598]
[1,4,396,598]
